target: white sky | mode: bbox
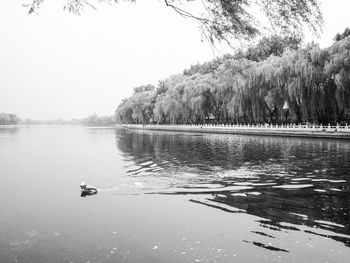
[0,0,349,120]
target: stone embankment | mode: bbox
[120,123,350,140]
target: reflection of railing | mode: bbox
[121,123,350,139]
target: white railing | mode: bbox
[124,123,350,133]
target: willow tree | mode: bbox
[219,58,253,122]
[308,45,329,123]
[158,90,181,124]
[115,98,134,124]
[285,48,313,123]
[253,53,287,122]
[153,76,189,124]
[153,74,190,124]
[325,36,350,122]
[209,73,232,123]
[243,35,301,62]
[27,0,322,43]
[286,44,338,123]
[214,60,237,123]
[334,28,350,42]
[182,73,214,123]
[127,85,157,124]
[153,94,167,124]
[265,48,314,123]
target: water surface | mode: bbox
[1,126,350,262]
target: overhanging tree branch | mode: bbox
[25,0,323,43]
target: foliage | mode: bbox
[27,0,322,43]
[82,113,116,126]
[0,113,20,125]
[116,32,350,125]
[334,28,350,42]
[242,35,301,62]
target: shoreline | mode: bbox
[120,124,350,140]
[0,125,18,128]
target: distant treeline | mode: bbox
[116,29,350,125]
[21,119,82,125]
[0,113,20,125]
[21,114,116,126]
[81,114,116,126]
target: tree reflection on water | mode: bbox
[115,128,350,249]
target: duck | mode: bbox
[80,181,98,195]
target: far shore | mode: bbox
[120,124,350,140]
[0,124,116,128]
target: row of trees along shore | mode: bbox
[0,113,20,125]
[116,30,350,125]
[0,114,115,126]
[81,114,116,126]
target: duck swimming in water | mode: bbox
[80,181,98,196]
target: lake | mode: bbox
[1,125,350,263]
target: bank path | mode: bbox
[120,123,350,140]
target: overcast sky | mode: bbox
[0,0,349,120]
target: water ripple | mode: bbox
[115,128,350,250]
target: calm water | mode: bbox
[1,126,350,263]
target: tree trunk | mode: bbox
[285,109,289,123]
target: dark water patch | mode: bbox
[189,199,245,213]
[251,231,276,239]
[304,230,350,247]
[243,240,289,252]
